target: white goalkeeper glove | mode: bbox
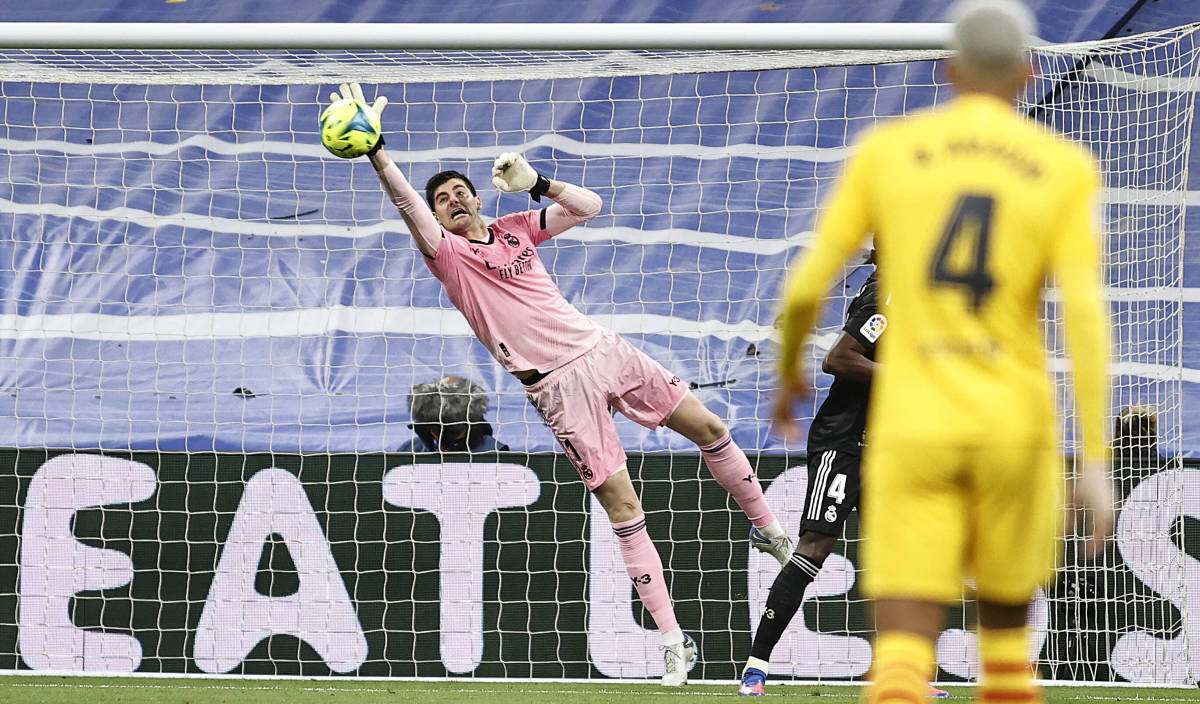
[492,152,552,202]
[328,82,390,156]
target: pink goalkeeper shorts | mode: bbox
[524,329,689,490]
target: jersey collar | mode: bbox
[466,225,495,246]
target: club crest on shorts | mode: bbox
[859,313,887,343]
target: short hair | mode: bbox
[425,170,477,209]
[1114,404,1158,442]
[949,0,1036,78]
[408,375,489,424]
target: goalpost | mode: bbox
[0,22,1196,686]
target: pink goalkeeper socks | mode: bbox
[700,432,776,528]
[612,515,679,634]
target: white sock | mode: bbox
[745,655,770,675]
[758,519,786,540]
[661,626,684,646]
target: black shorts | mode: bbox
[800,449,862,537]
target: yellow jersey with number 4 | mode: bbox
[778,93,1109,461]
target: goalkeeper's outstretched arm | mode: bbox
[369,147,443,258]
[324,83,442,258]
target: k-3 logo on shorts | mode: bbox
[860,313,888,343]
[631,573,652,585]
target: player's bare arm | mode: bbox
[821,332,875,382]
[1052,157,1115,556]
[770,376,810,443]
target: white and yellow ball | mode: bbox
[319,98,382,159]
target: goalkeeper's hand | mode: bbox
[328,82,389,156]
[492,152,552,202]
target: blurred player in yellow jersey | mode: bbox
[773,1,1115,702]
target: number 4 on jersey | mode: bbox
[930,194,996,312]
[827,473,847,504]
[824,474,846,523]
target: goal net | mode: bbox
[0,24,1196,685]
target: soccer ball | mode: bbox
[319,98,382,159]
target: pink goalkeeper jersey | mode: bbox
[369,152,605,373]
[426,208,603,373]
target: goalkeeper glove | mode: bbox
[327,82,389,157]
[492,152,552,202]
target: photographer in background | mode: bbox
[398,376,509,453]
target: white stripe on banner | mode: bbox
[1045,287,1200,303]
[0,307,473,341]
[2,300,1200,341]
[3,187,1197,253]
[0,196,369,238]
[7,133,1200,209]
[1103,187,1200,207]
[4,134,1200,198]
[1,307,1199,384]
[0,308,776,342]
[1115,361,1200,383]
[0,195,812,253]
[0,132,852,163]
[0,195,818,253]
[1082,64,1200,93]
[563,226,816,254]
[1048,358,1200,385]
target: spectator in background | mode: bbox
[1109,403,1175,503]
[398,376,509,452]
[1046,405,1174,682]
[1112,404,1164,466]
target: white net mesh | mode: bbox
[1034,27,1198,684]
[0,25,1196,684]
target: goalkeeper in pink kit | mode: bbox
[326,84,793,685]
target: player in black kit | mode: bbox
[738,262,949,697]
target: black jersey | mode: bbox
[807,273,885,456]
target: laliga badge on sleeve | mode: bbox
[860,313,887,343]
